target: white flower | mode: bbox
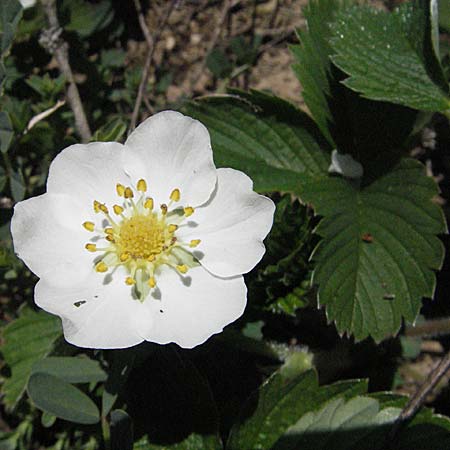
[328,149,363,179]
[11,111,275,349]
[19,0,36,9]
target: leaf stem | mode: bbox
[102,415,111,450]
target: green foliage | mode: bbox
[61,0,114,38]
[183,90,330,195]
[0,111,13,153]
[300,158,446,341]
[92,117,127,142]
[290,0,350,144]
[249,195,315,316]
[31,357,107,384]
[133,434,222,450]
[330,2,450,112]
[227,357,367,450]
[1,308,62,409]
[27,373,100,424]
[111,410,133,450]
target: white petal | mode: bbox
[124,111,217,207]
[328,149,363,179]
[137,266,246,348]
[178,168,275,278]
[47,141,131,208]
[35,269,149,349]
[11,193,93,286]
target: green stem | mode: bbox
[2,151,12,178]
[101,415,111,450]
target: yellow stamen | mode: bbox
[177,264,188,274]
[148,277,156,288]
[125,277,136,285]
[168,224,178,233]
[95,261,108,273]
[105,228,114,235]
[170,188,180,202]
[113,205,124,215]
[120,252,130,262]
[85,243,97,252]
[144,198,154,210]
[83,221,95,232]
[106,235,115,242]
[184,207,194,217]
[116,183,125,197]
[99,204,109,214]
[124,187,134,199]
[160,204,168,215]
[189,239,201,248]
[147,255,156,262]
[93,200,101,213]
[137,179,147,192]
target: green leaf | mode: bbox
[9,166,25,202]
[227,361,367,450]
[0,0,21,93]
[133,434,223,450]
[330,3,450,112]
[92,117,127,143]
[272,396,397,450]
[272,394,450,450]
[111,410,133,450]
[62,0,113,38]
[206,47,232,79]
[182,90,330,195]
[1,307,62,409]
[27,372,100,424]
[0,0,22,57]
[41,411,57,428]
[440,0,450,32]
[0,111,12,153]
[32,357,107,384]
[300,158,446,342]
[290,0,351,144]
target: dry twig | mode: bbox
[129,0,177,134]
[388,350,450,445]
[39,0,92,143]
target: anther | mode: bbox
[144,198,154,210]
[168,224,178,233]
[99,204,109,214]
[124,187,134,199]
[85,243,97,252]
[113,205,124,215]
[184,207,194,217]
[177,264,188,274]
[189,239,201,247]
[147,255,156,262]
[95,261,108,273]
[137,179,147,192]
[83,221,95,232]
[148,277,156,288]
[170,188,180,202]
[160,204,168,215]
[125,277,136,285]
[116,183,125,197]
[106,235,115,242]
[93,200,101,213]
[120,252,130,262]
[105,227,114,235]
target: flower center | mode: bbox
[82,179,200,301]
[118,215,165,259]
